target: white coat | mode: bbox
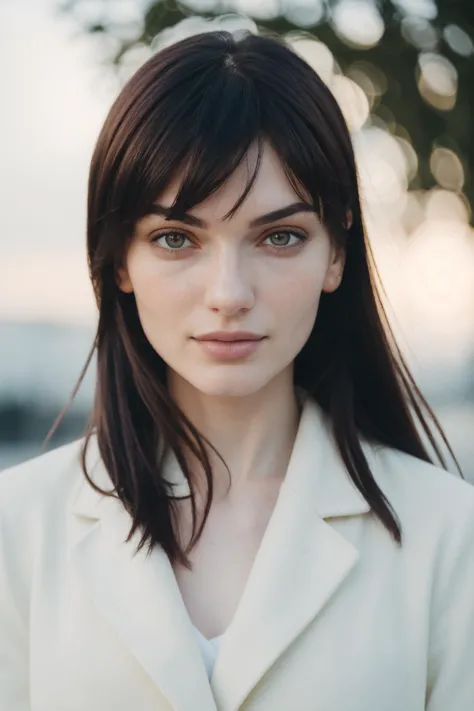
[1,396,474,710]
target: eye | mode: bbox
[151,230,193,251]
[262,230,307,249]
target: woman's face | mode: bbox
[118,143,345,398]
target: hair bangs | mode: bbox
[120,56,264,228]
[261,99,352,240]
[166,135,265,224]
[102,32,351,241]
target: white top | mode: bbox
[192,626,224,678]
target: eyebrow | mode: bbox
[143,201,317,229]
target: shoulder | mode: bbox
[0,438,99,624]
[368,442,474,543]
[0,437,95,524]
[373,443,474,509]
[371,446,474,689]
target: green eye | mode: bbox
[152,231,192,250]
[263,231,306,249]
[268,232,292,246]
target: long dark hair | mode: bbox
[47,30,459,565]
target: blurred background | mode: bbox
[1,0,474,479]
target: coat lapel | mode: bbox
[70,396,373,711]
[70,440,218,711]
[209,398,371,711]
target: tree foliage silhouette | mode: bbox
[62,0,474,217]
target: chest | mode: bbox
[37,514,430,711]
[171,486,281,639]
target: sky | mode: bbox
[0,0,117,324]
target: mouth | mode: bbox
[193,331,266,343]
[192,335,267,360]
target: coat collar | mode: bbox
[72,394,372,522]
[71,395,373,711]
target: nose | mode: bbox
[204,246,255,316]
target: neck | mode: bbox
[167,369,302,501]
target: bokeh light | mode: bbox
[399,218,474,355]
[417,52,458,110]
[233,0,280,21]
[401,16,438,50]
[392,0,438,21]
[346,61,387,109]
[288,36,336,85]
[331,0,385,48]
[424,188,471,223]
[443,24,474,57]
[354,125,411,210]
[331,74,370,131]
[283,0,325,28]
[430,147,465,192]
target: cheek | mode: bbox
[128,255,189,315]
[269,258,327,333]
[126,256,193,351]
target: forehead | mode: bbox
[157,142,306,223]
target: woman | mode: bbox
[1,29,473,711]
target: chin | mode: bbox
[186,370,271,399]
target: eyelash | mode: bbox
[149,228,308,255]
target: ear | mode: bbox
[322,246,346,294]
[116,265,134,294]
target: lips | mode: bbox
[194,332,266,342]
[193,335,265,360]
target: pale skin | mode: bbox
[118,142,346,639]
